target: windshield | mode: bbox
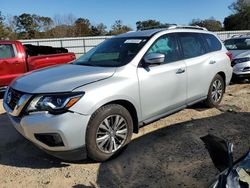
[73,37,148,67]
[224,38,250,50]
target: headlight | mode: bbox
[26,92,84,114]
[234,57,250,64]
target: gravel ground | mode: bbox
[0,83,249,188]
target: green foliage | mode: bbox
[0,11,10,40]
[224,0,250,30]
[74,18,92,36]
[136,20,172,30]
[190,18,223,31]
[91,23,107,36]
[136,20,161,30]
[229,0,250,13]
[109,20,132,35]
[12,13,54,39]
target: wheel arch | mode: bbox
[217,71,226,90]
[103,100,139,134]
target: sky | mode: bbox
[1,0,235,30]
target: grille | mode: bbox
[8,88,23,110]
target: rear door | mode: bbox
[0,43,26,87]
[138,34,187,121]
[177,32,212,103]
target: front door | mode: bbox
[0,43,26,87]
[137,34,187,121]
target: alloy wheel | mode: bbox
[211,79,223,102]
[96,115,128,153]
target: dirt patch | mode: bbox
[0,83,249,188]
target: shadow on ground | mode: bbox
[0,113,70,169]
[0,111,250,187]
[96,111,250,188]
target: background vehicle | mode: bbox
[3,26,232,162]
[224,36,250,80]
[0,40,76,92]
[201,134,250,188]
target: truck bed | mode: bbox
[27,52,76,70]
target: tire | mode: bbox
[86,104,133,162]
[205,74,225,108]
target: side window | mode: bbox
[0,44,16,59]
[203,34,222,52]
[179,33,206,59]
[146,35,180,64]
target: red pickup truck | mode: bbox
[0,40,76,92]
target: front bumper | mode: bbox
[5,110,90,160]
[42,145,87,161]
[233,73,250,78]
[232,61,250,77]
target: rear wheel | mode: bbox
[86,104,133,162]
[205,74,225,108]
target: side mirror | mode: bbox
[201,134,233,172]
[143,53,165,65]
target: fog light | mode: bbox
[34,133,64,147]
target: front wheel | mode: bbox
[205,74,225,108]
[86,104,133,162]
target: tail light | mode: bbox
[226,52,233,62]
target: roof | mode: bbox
[114,25,208,38]
[114,29,165,38]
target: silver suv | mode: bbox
[3,26,233,161]
[224,36,250,80]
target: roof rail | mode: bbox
[168,25,208,31]
[139,24,177,31]
[139,25,208,31]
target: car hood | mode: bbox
[11,64,116,93]
[230,50,250,59]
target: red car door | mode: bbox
[0,43,26,87]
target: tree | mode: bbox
[48,25,73,38]
[110,20,132,35]
[136,20,172,30]
[229,0,250,13]
[136,20,161,30]
[0,12,5,39]
[13,13,40,38]
[53,14,76,26]
[74,18,92,36]
[224,0,250,30]
[91,23,107,36]
[0,12,12,40]
[38,16,53,32]
[12,13,54,39]
[190,18,223,31]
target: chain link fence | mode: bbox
[20,30,250,58]
[21,36,112,58]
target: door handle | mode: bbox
[14,61,20,65]
[176,68,185,74]
[209,60,216,64]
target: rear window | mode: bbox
[178,33,206,59]
[203,34,222,52]
[224,38,250,50]
[0,44,16,59]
